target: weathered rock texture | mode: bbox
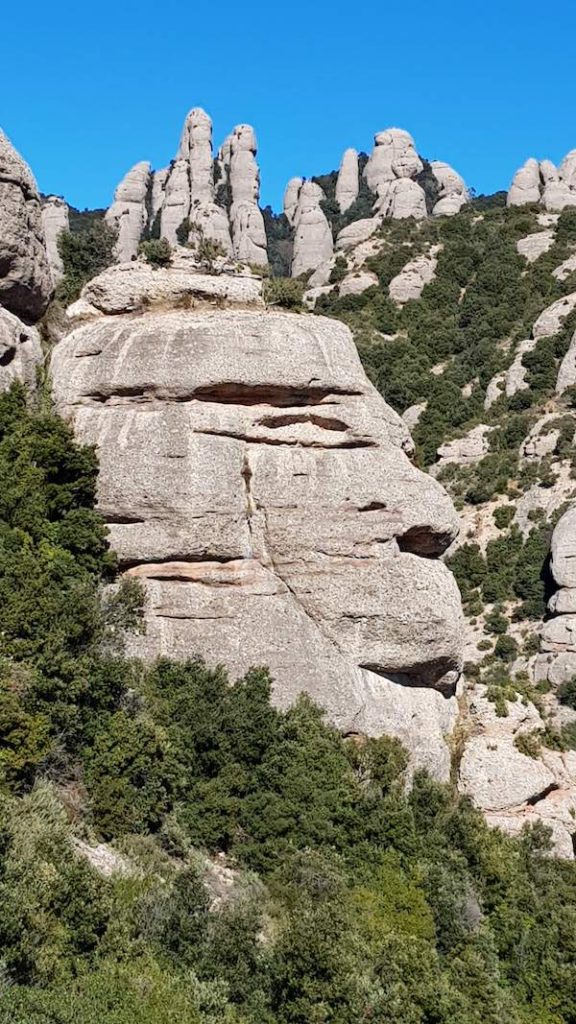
[430,162,469,217]
[50,259,465,779]
[290,181,334,278]
[105,161,151,263]
[508,150,576,210]
[335,149,359,212]
[0,130,52,321]
[220,125,267,264]
[41,196,69,285]
[0,306,43,391]
[389,250,439,304]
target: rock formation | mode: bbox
[220,124,267,264]
[0,130,52,321]
[508,150,576,210]
[41,196,69,284]
[160,159,191,246]
[50,256,464,780]
[335,149,359,212]
[105,161,151,262]
[290,181,334,278]
[430,161,468,216]
[389,250,439,304]
[107,108,271,262]
[0,306,43,391]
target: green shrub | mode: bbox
[263,276,304,311]
[56,221,117,304]
[139,238,173,267]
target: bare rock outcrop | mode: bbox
[160,159,191,245]
[0,130,52,321]
[516,229,554,263]
[507,158,542,206]
[389,250,438,304]
[290,181,334,278]
[222,125,267,264]
[556,327,576,393]
[105,161,151,262]
[283,177,303,226]
[50,260,465,778]
[459,686,576,858]
[430,162,468,216]
[0,306,43,391]
[362,129,427,220]
[335,149,359,212]
[41,196,69,285]
[508,150,576,211]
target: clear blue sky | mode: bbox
[3,0,576,212]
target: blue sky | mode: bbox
[3,0,576,212]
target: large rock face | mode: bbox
[50,259,464,779]
[0,131,52,321]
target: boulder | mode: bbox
[402,401,427,430]
[0,130,52,321]
[105,161,151,263]
[389,251,438,304]
[430,161,468,217]
[79,260,263,317]
[549,589,576,615]
[335,217,381,250]
[376,178,427,220]
[434,425,493,471]
[543,181,576,211]
[364,128,422,197]
[553,253,576,281]
[335,148,359,212]
[41,196,69,285]
[338,271,378,296]
[541,615,576,653]
[533,292,576,339]
[50,265,465,777]
[516,230,554,263]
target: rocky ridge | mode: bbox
[103,112,468,280]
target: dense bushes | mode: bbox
[0,385,575,1021]
[56,221,117,304]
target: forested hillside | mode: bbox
[0,384,575,1023]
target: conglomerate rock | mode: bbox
[290,181,334,277]
[41,196,69,285]
[50,259,464,779]
[105,161,151,262]
[0,306,43,391]
[0,130,52,321]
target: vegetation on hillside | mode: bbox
[0,384,575,1022]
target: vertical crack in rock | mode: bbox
[241,451,255,557]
